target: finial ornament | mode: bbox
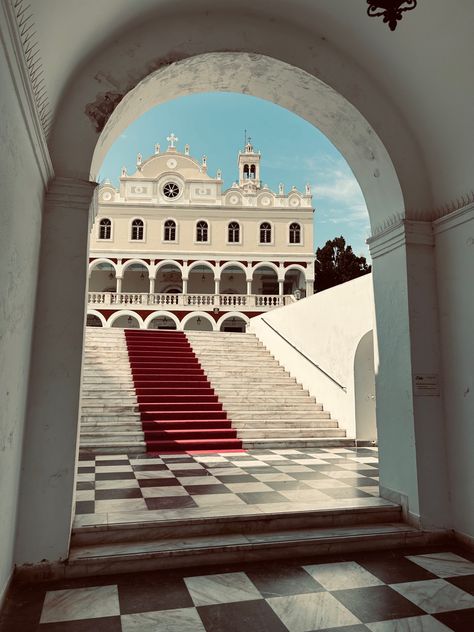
[202,155,207,166]
[367,0,417,32]
[216,169,222,179]
[121,166,127,177]
[167,132,178,148]
[154,143,160,154]
[305,183,311,195]
[136,153,142,167]
[185,144,190,155]
[279,183,284,195]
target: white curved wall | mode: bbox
[249,274,375,438]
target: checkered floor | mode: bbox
[75,447,380,521]
[2,548,474,630]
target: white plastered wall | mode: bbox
[249,275,375,439]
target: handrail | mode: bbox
[260,318,347,392]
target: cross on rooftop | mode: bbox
[167,132,178,148]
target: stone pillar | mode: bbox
[368,220,450,530]
[15,177,96,564]
[116,276,122,293]
[246,278,252,295]
[214,278,220,294]
[182,277,188,295]
[278,279,284,296]
[149,277,155,294]
[305,280,314,296]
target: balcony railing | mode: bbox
[88,292,296,311]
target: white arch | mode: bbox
[86,310,106,326]
[88,257,117,274]
[220,261,247,275]
[155,259,183,274]
[284,264,307,280]
[121,258,150,274]
[216,312,251,330]
[106,310,145,328]
[144,310,181,330]
[252,261,279,277]
[181,311,217,331]
[187,260,216,274]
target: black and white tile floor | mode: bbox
[74,447,381,523]
[2,548,474,630]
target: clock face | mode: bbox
[102,191,112,201]
[166,158,177,169]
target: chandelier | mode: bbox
[367,1,417,31]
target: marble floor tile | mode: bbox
[304,561,384,590]
[252,473,294,482]
[279,489,332,503]
[230,460,269,468]
[275,465,313,473]
[96,454,129,460]
[226,482,273,493]
[267,591,360,631]
[40,585,120,623]
[95,465,133,473]
[254,454,289,461]
[366,615,452,631]
[304,478,350,489]
[95,479,139,490]
[271,449,303,454]
[293,458,329,465]
[94,498,148,513]
[140,485,189,498]
[135,470,174,479]
[76,473,95,482]
[185,572,262,606]
[194,456,229,463]
[167,462,205,470]
[207,467,245,476]
[324,470,365,479]
[197,599,289,632]
[193,493,246,507]
[121,606,206,632]
[75,489,95,501]
[129,458,164,465]
[390,579,474,613]
[406,552,474,578]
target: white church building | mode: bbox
[88,135,315,331]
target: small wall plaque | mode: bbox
[413,373,440,396]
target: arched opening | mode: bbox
[147,313,178,330]
[182,313,215,331]
[187,263,215,294]
[156,263,183,293]
[252,264,278,295]
[88,261,117,292]
[109,313,141,329]
[86,313,103,327]
[131,218,144,241]
[219,314,248,332]
[284,267,306,297]
[220,264,247,295]
[354,330,377,443]
[122,262,149,293]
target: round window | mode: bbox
[163,182,180,199]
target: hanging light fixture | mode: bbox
[140,271,145,279]
[367,0,417,31]
[197,316,202,324]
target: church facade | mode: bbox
[88,135,315,331]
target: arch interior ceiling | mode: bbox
[22,0,474,225]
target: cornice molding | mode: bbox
[367,219,433,259]
[433,202,474,236]
[46,177,98,213]
[0,0,53,185]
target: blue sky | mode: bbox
[99,93,370,258]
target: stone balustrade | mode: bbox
[88,292,296,311]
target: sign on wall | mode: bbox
[413,373,440,396]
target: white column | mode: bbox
[306,280,314,296]
[246,278,252,295]
[15,177,96,564]
[214,278,220,294]
[116,276,122,293]
[182,277,188,295]
[368,220,449,529]
[149,277,155,294]
[278,279,284,296]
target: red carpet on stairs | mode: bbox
[124,330,243,453]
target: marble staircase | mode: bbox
[186,331,351,449]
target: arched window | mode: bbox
[260,222,272,244]
[228,221,240,243]
[131,219,144,240]
[99,218,111,240]
[196,220,209,242]
[243,164,249,179]
[164,219,176,241]
[250,164,256,179]
[289,222,301,244]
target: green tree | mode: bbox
[314,236,371,292]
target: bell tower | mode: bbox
[238,136,261,189]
